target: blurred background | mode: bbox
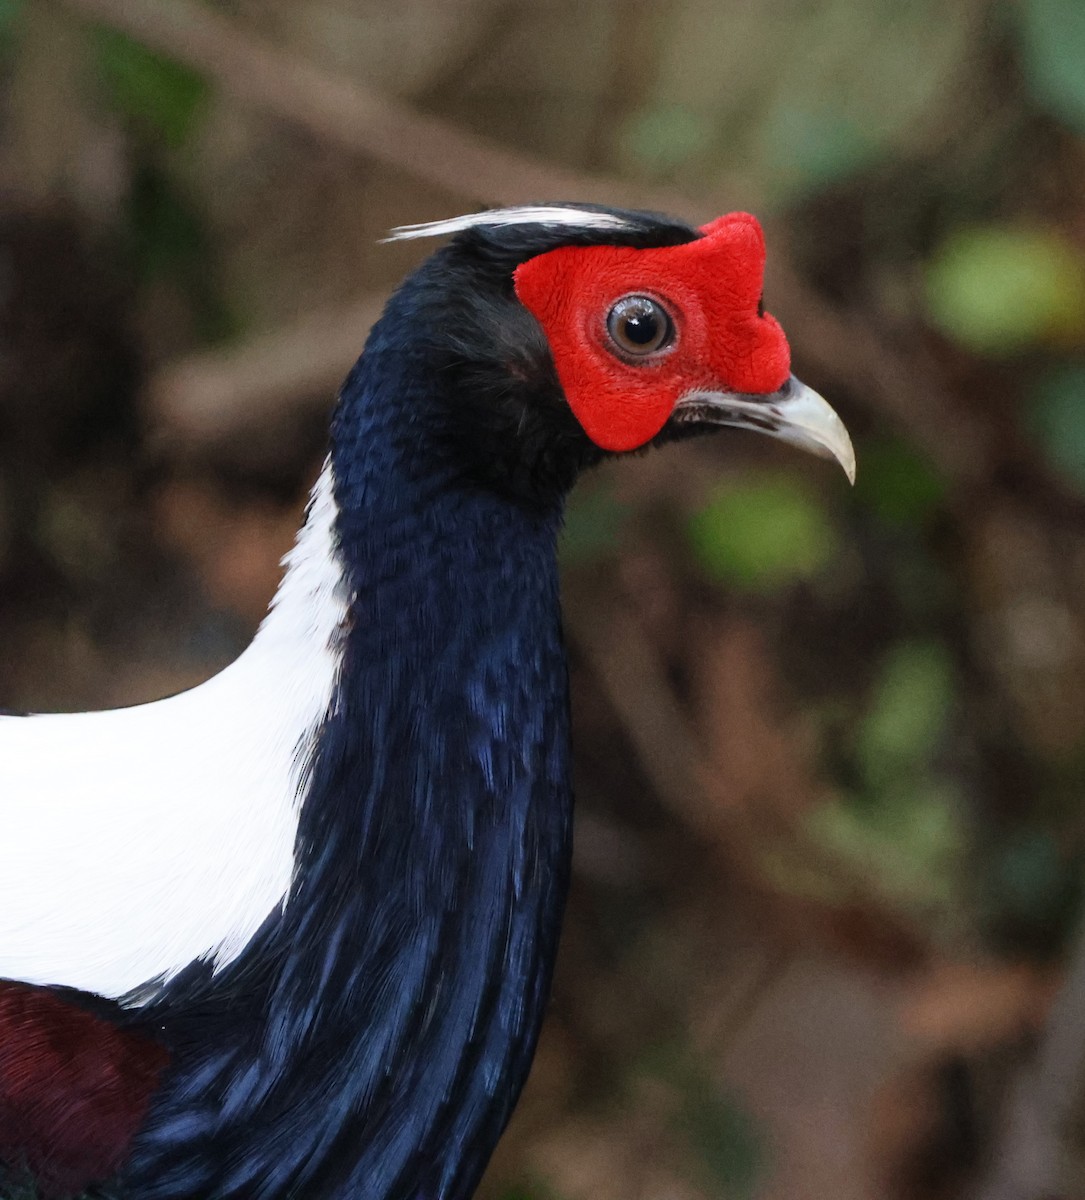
[4,0,1085,1196]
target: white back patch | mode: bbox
[385,205,637,242]
[0,460,349,1002]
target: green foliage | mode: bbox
[853,439,947,528]
[759,104,877,195]
[990,829,1065,927]
[124,161,235,344]
[686,475,838,591]
[94,27,208,148]
[680,1080,765,1199]
[0,0,24,51]
[798,641,964,916]
[1015,0,1085,134]
[618,103,714,179]
[642,1043,768,1200]
[978,826,1083,956]
[925,225,1085,354]
[807,783,963,910]
[1026,364,1085,491]
[856,640,954,790]
[92,30,228,341]
[128,163,204,278]
[617,0,976,202]
[560,485,629,566]
[495,1182,554,1200]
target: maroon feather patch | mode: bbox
[0,981,169,1197]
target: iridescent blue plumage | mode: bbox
[1,205,852,1200]
[117,237,585,1199]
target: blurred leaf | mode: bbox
[560,486,628,566]
[127,163,234,343]
[759,105,877,192]
[643,1043,767,1200]
[805,637,962,918]
[627,0,976,202]
[981,828,1083,955]
[1026,364,1085,490]
[854,439,948,527]
[0,0,23,50]
[618,103,715,179]
[807,782,963,911]
[857,640,955,787]
[128,164,204,277]
[885,540,955,623]
[925,225,1085,354]
[95,27,208,148]
[806,634,965,916]
[681,1083,765,1199]
[687,476,838,591]
[1016,0,1085,134]
[37,491,113,580]
[494,1184,552,1200]
[991,829,1064,925]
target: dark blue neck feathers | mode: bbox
[122,272,576,1200]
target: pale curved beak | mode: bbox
[672,375,856,484]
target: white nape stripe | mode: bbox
[385,205,636,242]
[0,459,349,1003]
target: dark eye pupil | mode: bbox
[606,295,673,357]
[622,310,659,345]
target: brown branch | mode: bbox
[148,295,384,442]
[73,8,1085,1186]
[971,920,1085,1200]
[563,594,717,842]
[58,0,689,216]
[63,0,995,484]
[563,585,942,961]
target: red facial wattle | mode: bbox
[513,212,791,452]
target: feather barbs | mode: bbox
[384,205,639,242]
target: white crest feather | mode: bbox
[385,205,635,242]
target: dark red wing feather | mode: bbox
[0,980,169,1197]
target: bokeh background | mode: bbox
[4,1,1085,1197]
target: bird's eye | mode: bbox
[605,295,674,358]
